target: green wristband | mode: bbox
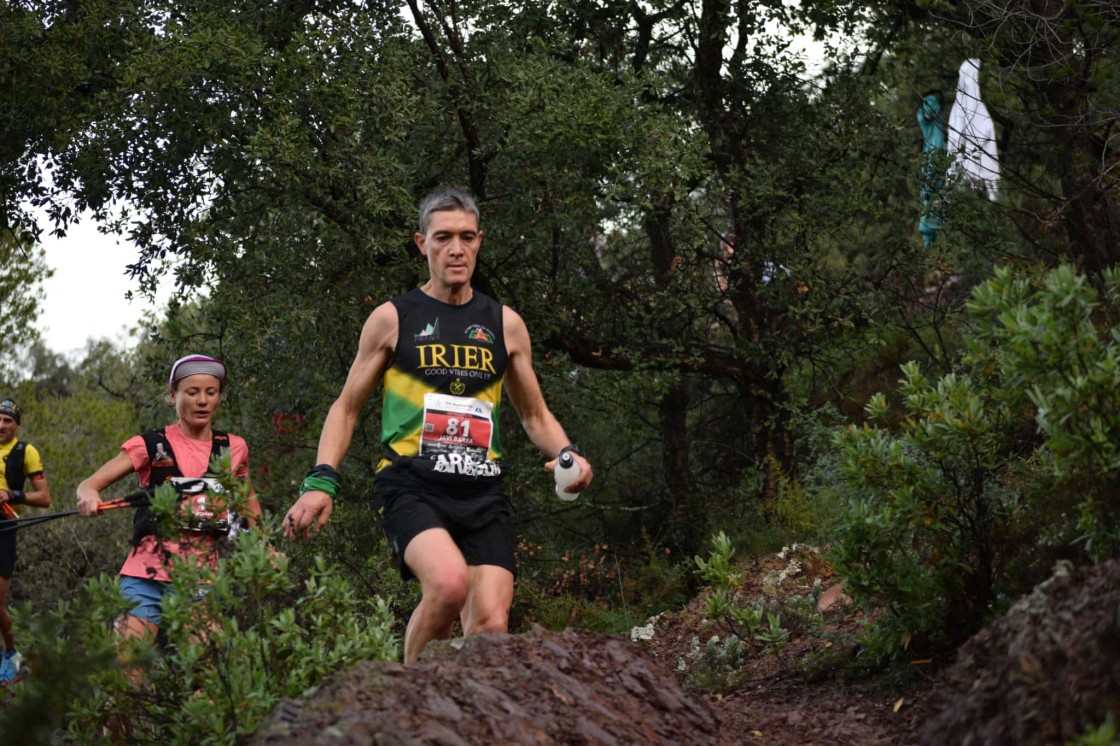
[300,475,340,499]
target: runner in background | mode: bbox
[76,355,261,641]
[0,398,52,683]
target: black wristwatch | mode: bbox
[558,444,584,459]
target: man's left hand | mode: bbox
[546,453,594,493]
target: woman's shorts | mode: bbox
[119,575,211,626]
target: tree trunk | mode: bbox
[1029,0,1120,272]
[660,381,704,556]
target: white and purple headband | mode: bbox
[169,354,227,390]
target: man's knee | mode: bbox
[465,610,508,636]
[423,570,470,612]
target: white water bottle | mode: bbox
[554,452,581,501]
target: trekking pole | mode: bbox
[0,489,152,535]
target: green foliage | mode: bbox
[526,592,645,636]
[693,531,740,588]
[627,536,693,612]
[968,265,1120,485]
[682,537,827,692]
[0,574,131,743]
[514,540,652,635]
[768,471,817,536]
[685,634,749,692]
[831,264,1120,659]
[7,347,147,610]
[1,441,397,743]
[692,534,824,662]
[1,522,397,744]
[0,235,50,378]
[1069,713,1120,746]
[832,359,1019,652]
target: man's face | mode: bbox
[0,414,18,445]
[415,209,483,290]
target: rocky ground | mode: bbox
[8,547,1120,744]
[253,544,937,745]
[637,547,1120,745]
[252,626,729,745]
[633,544,935,745]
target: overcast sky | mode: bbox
[37,217,173,358]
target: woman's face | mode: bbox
[172,374,223,428]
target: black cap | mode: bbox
[0,399,20,424]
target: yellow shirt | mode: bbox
[0,439,44,505]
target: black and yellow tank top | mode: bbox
[379,288,508,480]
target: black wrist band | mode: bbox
[558,444,584,459]
[8,490,26,505]
[307,464,343,484]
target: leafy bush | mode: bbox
[693,533,823,659]
[1,519,398,744]
[831,361,1021,653]
[967,265,1120,559]
[684,633,749,692]
[829,264,1120,658]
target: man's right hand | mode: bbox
[284,491,333,539]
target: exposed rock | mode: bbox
[815,582,850,613]
[922,558,1120,745]
[251,625,726,745]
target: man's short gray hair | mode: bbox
[418,187,480,234]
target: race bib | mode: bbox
[420,393,494,462]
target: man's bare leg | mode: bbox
[0,576,14,652]
[459,564,514,636]
[402,528,470,662]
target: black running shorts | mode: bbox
[374,464,515,581]
[0,525,15,579]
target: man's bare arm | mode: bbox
[284,302,397,538]
[0,473,50,510]
[503,307,593,492]
[25,473,50,509]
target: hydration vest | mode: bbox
[131,428,230,546]
[2,442,28,492]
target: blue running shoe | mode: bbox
[0,650,21,683]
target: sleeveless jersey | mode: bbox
[380,288,508,481]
